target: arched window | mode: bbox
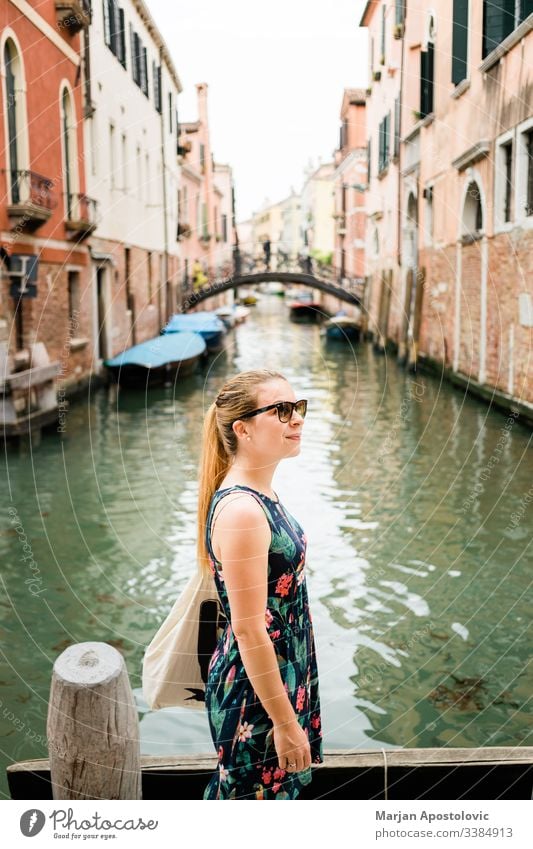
[60,85,79,219]
[3,38,28,203]
[463,180,483,238]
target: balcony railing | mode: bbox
[55,0,92,34]
[3,169,57,231]
[64,192,98,238]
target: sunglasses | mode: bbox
[235,399,308,424]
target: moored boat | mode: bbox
[7,746,533,800]
[322,313,362,342]
[104,332,206,388]
[163,311,226,352]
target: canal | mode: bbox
[1,294,531,798]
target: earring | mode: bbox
[246,436,251,441]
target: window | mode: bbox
[202,202,208,238]
[103,1,126,67]
[61,87,79,218]
[67,271,80,330]
[4,40,20,202]
[222,213,228,242]
[182,184,188,221]
[340,118,348,149]
[482,0,533,59]
[200,143,205,172]
[463,181,483,236]
[420,41,434,117]
[130,25,148,95]
[452,0,469,84]
[153,61,162,112]
[378,113,390,173]
[367,138,371,184]
[168,92,173,133]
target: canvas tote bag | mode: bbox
[142,567,226,710]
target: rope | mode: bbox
[381,748,388,800]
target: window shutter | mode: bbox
[482,0,515,58]
[103,0,111,48]
[420,43,434,116]
[141,46,148,95]
[129,24,136,83]
[118,7,126,67]
[381,3,386,59]
[520,0,533,22]
[395,0,405,25]
[452,0,469,85]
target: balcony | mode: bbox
[64,192,98,238]
[4,170,56,232]
[55,0,92,34]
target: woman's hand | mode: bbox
[273,718,312,773]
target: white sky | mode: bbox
[148,0,368,222]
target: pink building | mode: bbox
[332,89,367,291]
[360,1,533,417]
[178,83,235,291]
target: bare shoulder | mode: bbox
[211,492,270,566]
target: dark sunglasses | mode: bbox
[235,399,308,424]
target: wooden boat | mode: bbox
[322,314,362,342]
[233,305,250,324]
[214,306,237,329]
[238,289,260,305]
[289,298,324,323]
[7,747,533,800]
[163,312,226,352]
[104,332,206,388]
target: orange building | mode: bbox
[0,1,95,397]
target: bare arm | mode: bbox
[213,496,296,726]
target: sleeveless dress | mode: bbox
[203,484,324,800]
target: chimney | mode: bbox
[196,82,209,126]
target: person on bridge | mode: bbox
[192,258,208,290]
[197,369,323,799]
[263,238,271,270]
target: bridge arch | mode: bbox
[180,271,364,313]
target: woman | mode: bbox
[198,369,323,800]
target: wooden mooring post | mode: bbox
[47,641,141,800]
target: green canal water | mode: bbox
[1,295,532,798]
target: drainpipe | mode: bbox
[159,46,170,321]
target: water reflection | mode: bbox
[0,296,531,797]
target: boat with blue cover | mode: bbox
[162,311,226,352]
[104,331,206,387]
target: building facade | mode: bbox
[0,0,93,394]
[84,0,182,357]
[332,88,368,288]
[360,0,533,415]
[300,161,336,263]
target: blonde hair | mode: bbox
[196,369,286,577]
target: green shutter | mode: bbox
[420,43,434,117]
[395,0,405,25]
[520,0,533,21]
[482,0,515,58]
[103,0,111,47]
[452,0,469,85]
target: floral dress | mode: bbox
[203,484,324,800]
